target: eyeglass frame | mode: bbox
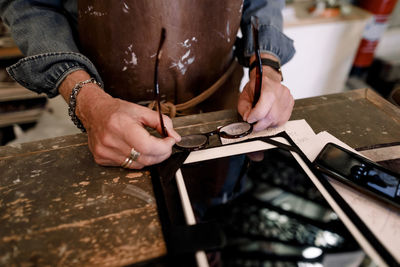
[153,24,263,151]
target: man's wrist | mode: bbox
[249,53,280,65]
[249,53,283,81]
[59,70,105,131]
[69,78,102,132]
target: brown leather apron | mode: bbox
[78,0,244,114]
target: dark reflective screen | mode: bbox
[316,143,400,201]
[180,148,370,266]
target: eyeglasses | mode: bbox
[154,26,262,151]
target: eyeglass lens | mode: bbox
[176,134,209,151]
[219,122,253,139]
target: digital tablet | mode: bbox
[152,134,396,267]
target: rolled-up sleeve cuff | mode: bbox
[243,24,295,66]
[6,52,103,98]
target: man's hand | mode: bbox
[238,54,294,131]
[59,70,181,169]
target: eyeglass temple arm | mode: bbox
[251,16,262,108]
[155,28,168,137]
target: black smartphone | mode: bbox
[314,142,400,209]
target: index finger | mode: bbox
[124,122,176,157]
[136,106,181,142]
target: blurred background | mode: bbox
[0,0,399,145]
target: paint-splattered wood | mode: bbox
[0,88,399,266]
[0,141,166,266]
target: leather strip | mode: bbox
[148,59,239,117]
[249,58,283,81]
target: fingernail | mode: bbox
[247,117,256,124]
[170,131,181,142]
[243,109,250,121]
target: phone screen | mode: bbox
[179,147,367,266]
[315,143,400,202]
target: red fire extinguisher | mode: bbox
[351,0,398,75]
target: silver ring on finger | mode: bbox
[130,147,141,161]
[125,158,134,168]
[121,157,130,168]
[127,158,136,168]
[121,157,134,168]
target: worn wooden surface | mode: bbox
[0,136,165,266]
[290,88,400,149]
[0,88,399,266]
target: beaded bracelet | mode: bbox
[68,78,101,132]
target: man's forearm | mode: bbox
[1,1,102,99]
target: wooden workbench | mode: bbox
[1,88,399,266]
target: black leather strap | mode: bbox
[249,58,283,81]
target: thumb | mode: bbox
[238,92,252,121]
[161,114,181,142]
[165,125,181,142]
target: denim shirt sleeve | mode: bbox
[0,0,102,98]
[240,0,295,66]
